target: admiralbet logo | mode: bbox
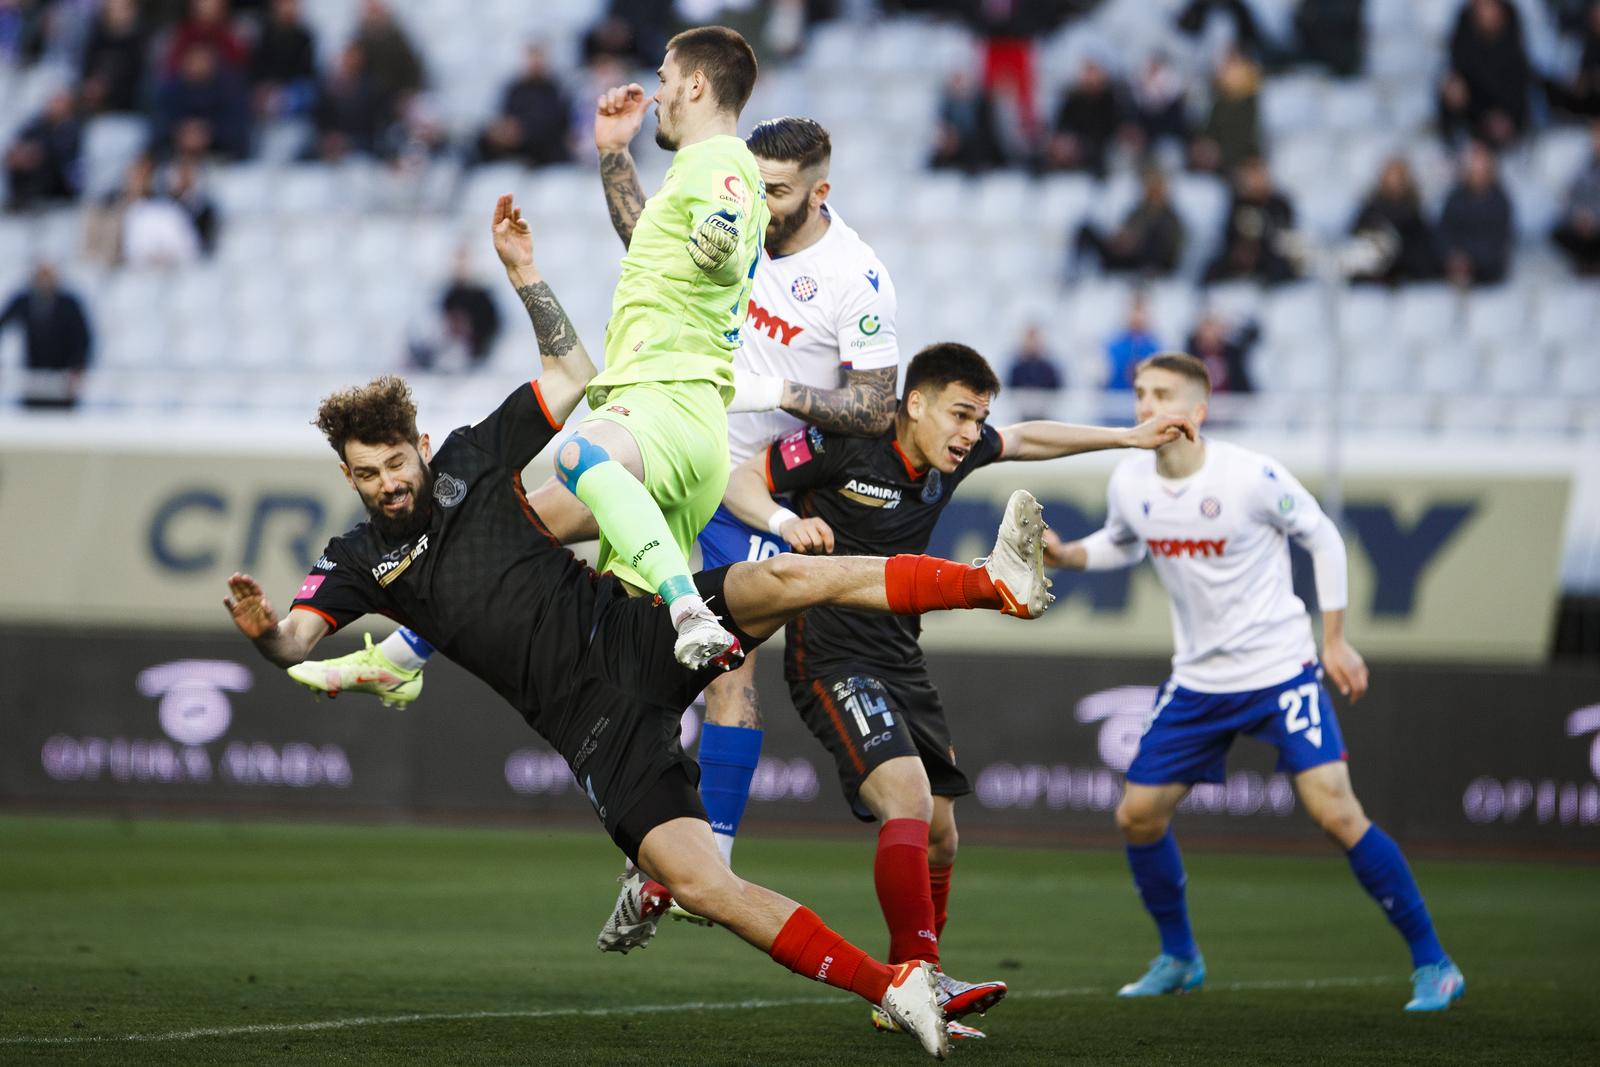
[372,533,429,586]
[840,479,901,509]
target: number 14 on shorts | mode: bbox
[835,677,895,735]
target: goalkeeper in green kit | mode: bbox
[562,26,770,668]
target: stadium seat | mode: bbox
[1260,74,1325,142]
[81,115,149,200]
[1554,341,1600,395]
[1436,394,1507,434]
[1533,284,1599,348]
[1322,83,1383,134]
[1463,286,1529,346]
[211,164,278,219]
[1346,335,1410,392]
[1416,339,1482,394]
[1482,340,1549,394]
[1038,173,1095,233]
[1505,397,1576,437]
[1261,283,1329,347]
[1393,285,1460,345]
[1276,340,1336,392]
[1170,173,1228,274]
[1337,287,1392,345]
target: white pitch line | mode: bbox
[0,975,1398,1047]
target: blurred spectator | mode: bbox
[1350,157,1443,285]
[168,156,218,255]
[314,45,389,161]
[79,0,150,115]
[3,89,82,210]
[1043,59,1123,177]
[1187,311,1255,394]
[1294,0,1364,78]
[606,0,669,67]
[1553,120,1600,273]
[1189,48,1262,175]
[1127,52,1188,156]
[151,42,253,160]
[582,14,639,68]
[0,263,92,410]
[0,0,55,65]
[971,0,1051,146]
[1546,0,1600,120]
[165,0,248,76]
[117,155,203,267]
[1439,0,1531,148]
[929,70,1008,173]
[478,43,574,167]
[249,0,317,119]
[409,249,502,372]
[1176,0,1265,56]
[1105,292,1162,390]
[1439,141,1513,286]
[353,0,425,109]
[1205,156,1298,285]
[1007,323,1064,419]
[1072,167,1185,278]
[386,91,449,168]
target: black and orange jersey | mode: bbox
[763,422,1004,682]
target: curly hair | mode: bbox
[313,375,419,461]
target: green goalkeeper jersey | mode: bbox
[588,134,769,408]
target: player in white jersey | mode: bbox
[1045,354,1464,1013]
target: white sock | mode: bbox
[379,631,429,670]
[713,831,735,867]
[668,593,710,630]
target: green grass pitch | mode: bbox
[1,815,1595,1065]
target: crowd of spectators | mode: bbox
[929,0,1600,293]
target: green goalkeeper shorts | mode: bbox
[580,379,729,591]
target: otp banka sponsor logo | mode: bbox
[504,706,820,803]
[40,660,352,788]
[1461,706,1600,827]
[974,686,1295,817]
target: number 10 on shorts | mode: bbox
[1279,682,1322,748]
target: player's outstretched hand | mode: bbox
[224,572,278,640]
[780,516,835,554]
[1322,636,1369,703]
[595,83,648,153]
[1125,414,1196,450]
[492,193,535,273]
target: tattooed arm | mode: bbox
[778,365,898,436]
[594,83,650,248]
[599,150,646,249]
[491,194,597,422]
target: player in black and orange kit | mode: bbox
[722,342,1194,1041]
[220,195,1056,1060]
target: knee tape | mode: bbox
[555,433,611,491]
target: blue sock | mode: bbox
[1346,824,1446,969]
[398,628,433,658]
[1126,831,1197,961]
[697,723,763,859]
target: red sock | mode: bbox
[875,818,939,965]
[883,554,1000,614]
[770,905,894,1004]
[928,863,953,939]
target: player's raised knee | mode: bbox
[1116,797,1170,843]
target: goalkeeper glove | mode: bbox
[687,210,740,273]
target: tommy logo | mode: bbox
[839,479,900,509]
[1147,537,1227,558]
[747,298,804,345]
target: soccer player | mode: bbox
[295,115,902,876]
[532,26,770,670]
[721,343,1196,1039]
[223,193,1054,1059]
[1043,353,1465,1012]
[602,111,902,870]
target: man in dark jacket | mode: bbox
[0,264,93,410]
[1074,167,1185,277]
[1439,141,1514,285]
[1439,0,1531,147]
